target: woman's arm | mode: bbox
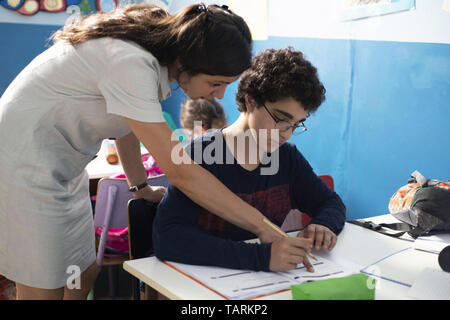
[125,118,282,243]
[114,132,166,202]
[154,184,272,271]
[114,133,146,186]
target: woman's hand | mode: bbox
[132,185,166,203]
[297,224,337,251]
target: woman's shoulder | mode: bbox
[77,37,159,64]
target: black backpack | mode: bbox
[350,171,450,239]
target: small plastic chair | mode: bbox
[93,174,169,299]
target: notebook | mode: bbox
[165,255,358,300]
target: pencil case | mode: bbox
[291,273,376,300]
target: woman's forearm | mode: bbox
[174,160,265,234]
[114,132,148,186]
[126,119,279,239]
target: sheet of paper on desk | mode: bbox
[281,256,353,282]
[167,256,355,300]
[408,268,450,300]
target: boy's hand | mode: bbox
[269,237,314,272]
[297,224,337,251]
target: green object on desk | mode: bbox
[291,273,375,300]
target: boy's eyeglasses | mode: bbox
[262,104,308,135]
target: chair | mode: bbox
[93,174,169,299]
[127,198,160,300]
[127,174,169,300]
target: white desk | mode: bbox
[86,155,123,180]
[86,140,149,179]
[123,217,441,300]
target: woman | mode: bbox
[0,4,281,300]
[0,5,284,299]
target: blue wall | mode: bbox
[252,37,450,220]
[1,23,449,220]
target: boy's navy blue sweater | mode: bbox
[153,130,346,271]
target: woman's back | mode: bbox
[0,38,170,180]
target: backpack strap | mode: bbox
[408,226,428,239]
[348,220,413,239]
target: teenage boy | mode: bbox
[153,48,346,272]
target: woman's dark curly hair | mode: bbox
[236,47,326,113]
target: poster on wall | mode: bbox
[339,0,415,21]
[0,0,170,23]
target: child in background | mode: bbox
[180,98,228,139]
[153,47,346,273]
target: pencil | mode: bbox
[262,218,318,261]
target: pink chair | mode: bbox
[93,174,169,299]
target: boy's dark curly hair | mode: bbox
[236,47,326,113]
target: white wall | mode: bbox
[2,0,449,44]
[269,0,450,44]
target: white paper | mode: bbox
[408,268,450,300]
[278,256,353,282]
[167,256,355,300]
